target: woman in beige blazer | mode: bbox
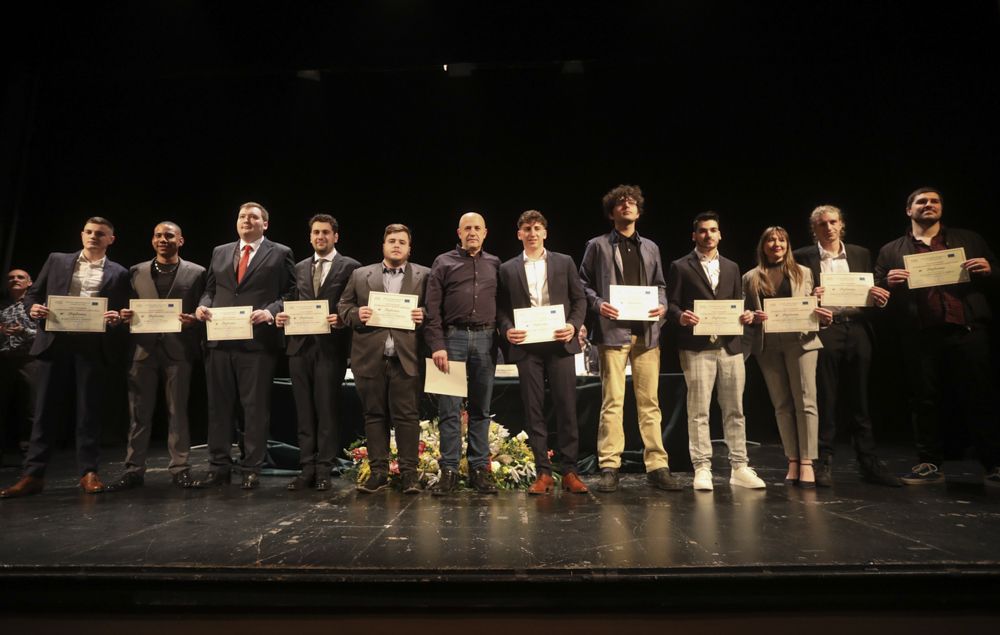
[743,227,833,487]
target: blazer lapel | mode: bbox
[240,239,272,285]
[134,262,158,298]
[686,252,714,296]
[517,258,531,305]
[367,266,386,295]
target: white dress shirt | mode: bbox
[523,250,549,307]
[68,252,106,297]
[697,250,720,293]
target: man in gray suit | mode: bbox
[275,214,360,492]
[339,224,430,494]
[106,221,206,491]
[195,202,295,489]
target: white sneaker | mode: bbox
[730,465,766,489]
[693,467,713,491]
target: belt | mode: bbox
[449,323,495,331]
[831,314,864,325]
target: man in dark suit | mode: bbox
[666,211,765,491]
[275,214,359,492]
[195,202,295,490]
[104,221,206,491]
[339,224,430,494]
[1,217,130,498]
[794,205,901,487]
[497,210,589,495]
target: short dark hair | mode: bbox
[906,187,943,209]
[602,184,645,220]
[239,201,269,221]
[85,216,115,233]
[517,210,548,229]
[692,211,720,231]
[155,220,183,235]
[383,223,412,242]
[309,213,338,232]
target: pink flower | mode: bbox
[352,447,368,461]
[547,450,555,459]
[389,460,400,475]
[418,440,427,455]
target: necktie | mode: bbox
[237,245,252,284]
[313,259,326,296]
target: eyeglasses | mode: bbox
[616,196,637,205]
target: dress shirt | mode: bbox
[235,236,265,270]
[697,250,720,293]
[424,247,500,352]
[522,250,549,307]
[68,252,106,297]
[381,263,406,357]
[818,242,850,274]
[313,248,338,288]
[910,229,966,328]
[1,299,37,354]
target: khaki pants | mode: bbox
[597,336,669,471]
[756,334,819,460]
[679,347,749,469]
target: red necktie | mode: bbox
[237,245,252,284]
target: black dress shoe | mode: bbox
[194,469,232,488]
[241,472,260,490]
[104,472,144,493]
[815,457,834,488]
[357,471,389,493]
[286,476,313,491]
[431,468,458,496]
[647,467,683,491]
[597,468,619,493]
[401,471,421,495]
[314,477,331,491]
[859,457,904,488]
[469,466,498,494]
[172,470,194,488]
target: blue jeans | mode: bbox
[437,327,495,471]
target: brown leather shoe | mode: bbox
[527,473,555,495]
[0,475,44,499]
[79,472,105,494]
[561,472,589,494]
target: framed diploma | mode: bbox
[608,285,659,321]
[513,305,565,344]
[904,247,969,290]
[819,272,874,307]
[205,305,254,341]
[283,299,331,335]
[367,291,418,330]
[763,296,819,333]
[692,300,744,336]
[45,296,107,333]
[129,299,182,333]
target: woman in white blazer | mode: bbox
[743,227,833,487]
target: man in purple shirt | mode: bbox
[425,212,501,495]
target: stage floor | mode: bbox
[2,444,1000,613]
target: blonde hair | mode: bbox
[747,226,803,297]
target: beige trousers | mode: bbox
[755,333,819,460]
[679,348,749,469]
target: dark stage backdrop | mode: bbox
[2,2,998,447]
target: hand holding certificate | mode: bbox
[819,272,875,307]
[424,358,468,397]
[367,291,418,330]
[45,296,108,333]
[692,300,744,336]
[608,285,659,321]
[205,305,254,341]
[513,305,565,344]
[128,299,183,333]
[762,296,819,333]
[282,300,331,335]
[903,247,970,289]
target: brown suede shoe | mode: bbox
[79,472,105,494]
[561,472,589,494]
[527,473,555,495]
[0,475,44,499]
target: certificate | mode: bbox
[608,285,659,321]
[904,248,970,289]
[513,305,565,344]
[282,299,331,335]
[129,299,182,333]
[692,300,744,336]
[424,359,467,397]
[819,272,874,307]
[763,296,819,333]
[45,296,107,333]
[205,305,254,341]
[367,291,418,330]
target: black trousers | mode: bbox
[0,354,36,456]
[514,343,579,475]
[904,324,1000,470]
[816,321,878,460]
[354,357,421,474]
[288,344,346,479]
[205,346,277,474]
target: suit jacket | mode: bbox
[579,230,668,348]
[338,261,431,378]
[199,238,296,353]
[793,242,878,338]
[281,253,361,358]
[666,250,744,355]
[741,264,823,356]
[496,251,586,362]
[129,259,207,362]
[24,251,131,361]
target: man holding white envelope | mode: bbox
[875,187,1000,487]
[497,210,588,495]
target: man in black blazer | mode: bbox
[497,211,589,495]
[275,214,359,492]
[195,202,295,489]
[105,221,207,491]
[338,224,429,494]
[1,217,130,498]
[794,205,900,487]
[666,212,764,491]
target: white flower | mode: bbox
[515,430,528,441]
[491,460,501,472]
